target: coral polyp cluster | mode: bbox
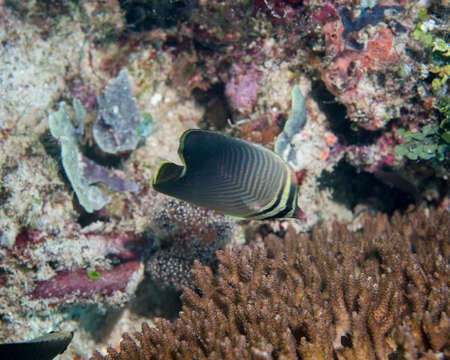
[146,196,236,290]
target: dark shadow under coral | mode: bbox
[129,277,182,320]
[318,159,417,214]
[61,305,111,342]
[119,0,195,32]
[193,83,232,131]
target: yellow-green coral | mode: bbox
[413,8,449,94]
[397,6,450,163]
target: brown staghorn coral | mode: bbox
[90,206,449,360]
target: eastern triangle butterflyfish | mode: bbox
[152,130,303,220]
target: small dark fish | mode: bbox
[374,170,422,205]
[0,331,73,360]
[152,130,302,220]
[339,6,403,36]
[339,6,404,49]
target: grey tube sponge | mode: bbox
[274,85,307,163]
[93,69,141,154]
[48,100,138,213]
[49,101,109,212]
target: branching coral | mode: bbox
[90,205,449,360]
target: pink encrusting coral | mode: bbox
[321,24,400,130]
[30,261,142,305]
[225,64,262,115]
[5,230,147,306]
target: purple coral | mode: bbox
[82,157,138,193]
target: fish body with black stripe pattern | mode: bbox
[0,331,73,360]
[152,130,303,220]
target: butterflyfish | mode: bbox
[152,130,303,220]
[0,331,73,360]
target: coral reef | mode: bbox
[0,191,236,358]
[90,205,449,360]
[308,1,448,170]
[1,0,449,358]
[1,229,147,306]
